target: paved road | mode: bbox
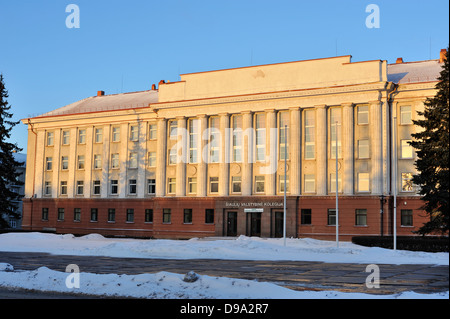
[0,251,448,298]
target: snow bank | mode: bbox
[0,233,447,265]
[0,263,447,299]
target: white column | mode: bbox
[33,130,45,198]
[197,114,208,197]
[137,120,147,198]
[68,127,78,198]
[242,111,253,196]
[370,100,383,195]
[118,123,128,198]
[155,118,167,197]
[101,125,110,198]
[342,103,354,195]
[52,129,61,198]
[289,107,301,195]
[218,113,230,196]
[316,105,327,195]
[265,109,277,196]
[176,116,187,196]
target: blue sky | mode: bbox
[1,0,448,153]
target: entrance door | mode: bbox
[227,211,237,237]
[248,213,262,237]
[274,211,284,238]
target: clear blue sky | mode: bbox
[1,0,448,153]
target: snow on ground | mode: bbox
[0,263,448,299]
[0,233,448,299]
[0,232,448,265]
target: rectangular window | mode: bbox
[44,181,52,196]
[78,129,86,144]
[77,155,85,170]
[255,113,266,162]
[279,175,289,193]
[90,208,98,222]
[231,176,241,193]
[168,178,176,194]
[93,180,101,195]
[94,128,103,143]
[129,152,138,169]
[205,209,214,224]
[108,208,115,222]
[149,124,157,140]
[145,209,153,223]
[169,148,177,165]
[255,176,265,193]
[232,115,242,163]
[400,106,413,125]
[57,208,64,221]
[209,117,220,163]
[327,209,336,226]
[47,132,54,146]
[330,173,342,193]
[60,181,68,195]
[189,119,199,163]
[357,105,369,125]
[74,208,81,222]
[148,152,156,167]
[401,140,413,159]
[169,120,177,138]
[401,173,414,192]
[126,209,134,222]
[330,108,342,159]
[401,209,413,226]
[129,179,137,195]
[279,111,289,160]
[304,109,315,159]
[147,179,156,195]
[163,208,171,223]
[188,177,197,194]
[76,181,84,195]
[94,154,102,169]
[112,127,120,142]
[61,156,69,170]
[355,209,367,226]
[111,180,118,195]
[358,173,370,193]
[62,131,70,145]
[42,208,49,221]
[46,157,53,171]
[304,174,316,193]
[358,139,370,159]
[210,177,219,193]
[301,209,312,225]
[183,209,193,224]
[111,153,119,169]
[130,125,138,141]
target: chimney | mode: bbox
[97,90,105,96]
[440,49,447,63]
[396,57,403,64]
[151,84,156,90]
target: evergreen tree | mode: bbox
[410,48,449,235]
[0,73,24,228]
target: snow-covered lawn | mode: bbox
[0,233,448,299]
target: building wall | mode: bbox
[21,56,440,239]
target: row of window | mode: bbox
[44,171,415,197]
[301,208,414,227]
[41,207,215,224]
[45,106,416,165]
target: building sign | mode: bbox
[225,202,283,208]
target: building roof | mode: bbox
[36,90,158,118]
[387,59,443,84]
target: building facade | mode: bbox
[21,50,447,239]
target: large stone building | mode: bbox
[21,50,447,239]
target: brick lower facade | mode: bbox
[21,196,428,240]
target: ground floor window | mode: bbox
[401,209,413,226]
[327,209,336,226]
[355,209,367,226]
[108,208,115,222]
[163,208,171,223]
[74,208,81,222]
[145,209,153,223]
[126,209,134,222]
[90,208,98,222]
[205,209,214,224]
[57,208,64,221]
[184,209,193,224]
[301,209,312,225]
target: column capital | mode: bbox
[197,113,207,118]
[341,102,354,108]
[176,115,186,120]
[218,112,229,117]
[315,104,327,109]
[368,100,382,106]
[288,106,300,111]
[241,110,253,115]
